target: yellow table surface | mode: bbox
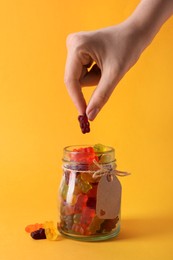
[0,0,173,259]
[1,193,173,260]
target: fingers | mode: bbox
[65,32,121,120]
[86,67,120,121]
[80,64,101,86]
[64,49,87,115]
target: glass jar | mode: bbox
[58,145,122,241]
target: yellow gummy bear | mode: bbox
[43,221,59,241]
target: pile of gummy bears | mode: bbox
[25,221,59,240]
[25,144,121,240]
[59,144,120,237]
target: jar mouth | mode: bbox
[63,145,115,165]
[64,145,114,154]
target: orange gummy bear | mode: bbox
[25,223,43,233]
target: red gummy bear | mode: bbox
[78,114,90,134]
[99,216,119,232]
[31,228,46,240]
[87,184,98,198]
[74,194,88,214]
[80,207,95,227]
[70,147,98,164]
[72,208,95,235]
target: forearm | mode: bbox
[127,0,173,46]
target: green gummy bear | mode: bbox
[93,144,107,153]
[61,184,68,200]
[73,214,81,224]
[89,216,104,234]
[77,175,92,193]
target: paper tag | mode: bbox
[96,174,122,219]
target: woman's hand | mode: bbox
[64,0,173,121]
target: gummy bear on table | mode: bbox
[25,222,59,240]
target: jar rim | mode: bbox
[63,144,114,154]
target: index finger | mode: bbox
[64,50,87,115]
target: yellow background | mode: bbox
[0,0,173,259]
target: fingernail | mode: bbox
[87,108,100,121]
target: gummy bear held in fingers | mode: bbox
[78,114,90,134]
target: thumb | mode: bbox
[86,68,119,121]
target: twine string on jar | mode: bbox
[62,159,130,179]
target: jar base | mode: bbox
[58,224,120,242]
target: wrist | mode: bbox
[125,0,173,50]
[123,17,152,51]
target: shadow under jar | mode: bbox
[58,145,122,241]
